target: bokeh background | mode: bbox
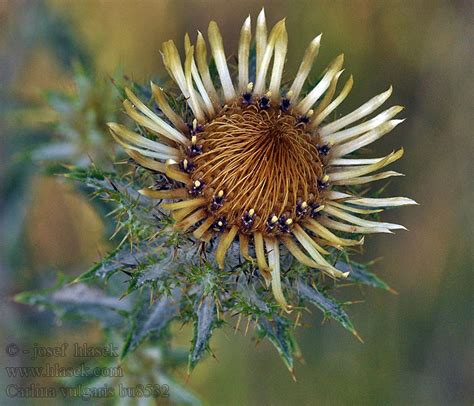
[1,0,473,404]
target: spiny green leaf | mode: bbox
[134,261,171,286]
[63,164,110,185]
[121,289,181,359]
[64,165,147,201]
[125,249,181,295]
[188,294,217,372]
[337,260,395,292]
[236,278,271,314]
[257,316,295,376]
[16,282,131,328]
[75,242,160,283]
[296,279,362,341]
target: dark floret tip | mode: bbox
[317,144,331,156]
[266,214,279,231]
[180,159,195,174]
[296,201,309,216]
[242,92,253,104]
[259,96,270,109]
[317,179,330,190]
[280,98,291,111]
[189,180,205,196]
[187,144,203,157]
[188,123,204,134]
[241,210,256,229]
[212,217,227,232]
[296,115,310,124]
[210,194,225,211]
[276,215,293,233]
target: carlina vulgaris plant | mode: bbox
[107,8,416,313]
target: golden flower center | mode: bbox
[190,101,325,234]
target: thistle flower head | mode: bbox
[108,10,416,310]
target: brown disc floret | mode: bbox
[186,99,325,236]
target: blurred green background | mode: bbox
[1,0,473,404]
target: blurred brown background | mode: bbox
[1,0,473,404]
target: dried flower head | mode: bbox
[107,10,416,310]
